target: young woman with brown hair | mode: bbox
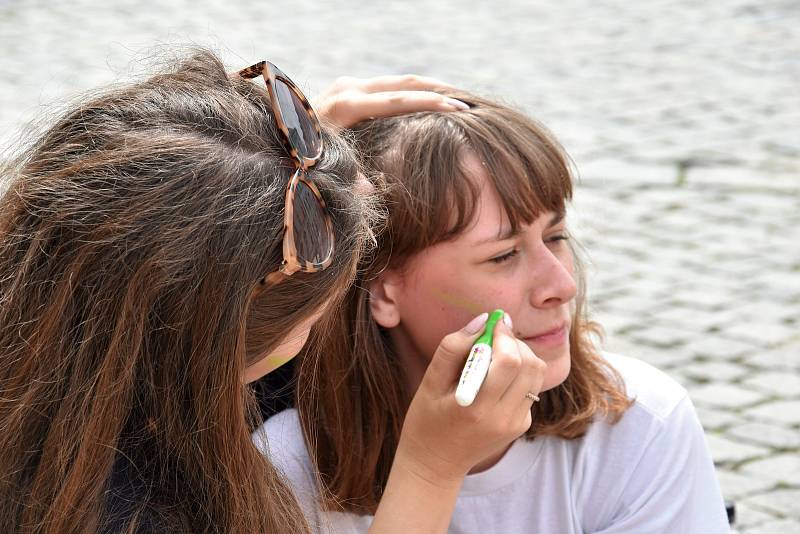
[0,48,503,533]
[258,93,730,532]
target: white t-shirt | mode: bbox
[254,353,730,533]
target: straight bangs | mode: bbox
[457,97,574,234]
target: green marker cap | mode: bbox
[475,309,504,346]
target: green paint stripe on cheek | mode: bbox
[263,353,295,371]
[431,289,484,315]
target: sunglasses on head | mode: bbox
[237,61,334,285]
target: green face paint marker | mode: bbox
[455,309,504,407]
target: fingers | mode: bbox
[423,313,488,391]
[313,72,468,129]
[468,319,522,407]
[320,90,469,128]
[356,74,457,94]
[359,90,469,115]
[497,338,546,412]
[470,320,546,435]
[497,337,545,436]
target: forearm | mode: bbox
[369,449,463,534]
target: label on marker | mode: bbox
[454,309,504,407]
[455,343,492,406]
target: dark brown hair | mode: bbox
[0,49,375,533]
[295,92,631,514]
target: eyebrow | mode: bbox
[471,211,566,246]
[548,211,566,228]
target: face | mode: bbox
[242,306,325,383]
[377,152,577,392]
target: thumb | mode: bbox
[422,313,489,393]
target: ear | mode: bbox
[368,269,403,329]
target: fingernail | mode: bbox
[464,312,489,334]
[444,97,470,111]
[503,313,513,330]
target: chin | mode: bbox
[540,345,571,392]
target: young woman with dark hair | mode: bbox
[0,49,490,534]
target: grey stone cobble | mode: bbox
[606,342,695,372]
[1,0,798,530]
[741,489,800,519]
[726,422,800,450]
[704,434,771,466]
[683,335,759,362]
[695,405,742,432]
[741,372,800,398]
[647,306,728,333]
[680,360,749,383]
[740,520,800,534]
[626,323,693,350]
[744,401,800,426]
[715,468,774,501]
[724,321,798,349]
[689,383,769,410]
[741,453,800,487]
[744,344,800,373]
[733,500,783,531]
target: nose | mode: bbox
[527,244,577,309]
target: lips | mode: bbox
[520,321,569,347]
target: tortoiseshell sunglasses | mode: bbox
[237,61,334,285]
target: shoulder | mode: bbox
[602,351,688,421]
[254,409,329,528]
[254,408,305,453]
[576,351,703,492]
[576,354,728,531]
[253,408,311,474]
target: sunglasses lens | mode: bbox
[275,78,322,161]
[291,179,333,266]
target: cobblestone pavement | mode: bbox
[1,0,798,531]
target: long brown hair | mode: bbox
[296,92,632,514]
[0,50,375,533]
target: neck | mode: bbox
[388,327,431,399]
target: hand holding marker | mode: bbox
[455,309,505,407]
[394,308,544,490]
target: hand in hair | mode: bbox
[370,315,545,533]
[313,74,469,129]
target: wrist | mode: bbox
[393,439,468,489]
[372,449,463,534]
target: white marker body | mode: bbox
[455,343,493,407]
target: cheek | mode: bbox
[279,329,311,355]
[260,324,313,369]
[401,292,469,357]
[398,273,521,357]
[245,323,314,379]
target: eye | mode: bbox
[489,249,519,264]
[546,233,570,244]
